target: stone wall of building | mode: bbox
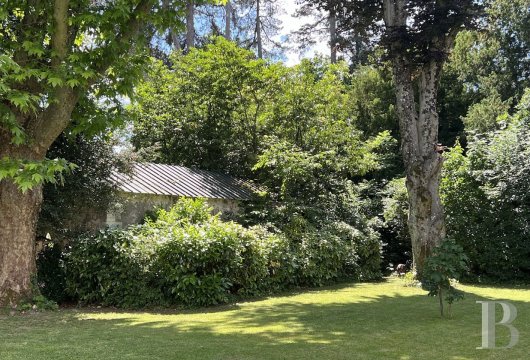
[207,198,240,216]
[106,192,241,228]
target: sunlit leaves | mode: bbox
[66,78,81,88]
[0,157,76,193]
[0,54,40,114]
[0,0,197,192]
[46,77,64,88]
[131,37,278,176]
[6,91,32,109]
[22,40,45,58]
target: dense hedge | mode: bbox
[65,230,164,307]
[40,198,381,308]
[442,92,530,281]
[442,134,530,280]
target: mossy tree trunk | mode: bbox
[383,0,449,277]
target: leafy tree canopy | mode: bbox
[0,0,196,190]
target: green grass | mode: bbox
[1,278,528,359]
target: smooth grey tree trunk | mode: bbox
[225,1,232,40]
[329,8,337,63]
[256,0,263,58]
[186,0,195,51]
[163,0,181,50]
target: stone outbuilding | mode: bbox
[106,162,255,227]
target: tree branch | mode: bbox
[51,0,70,68]
[30,0,156,153]
[93,0,154,76]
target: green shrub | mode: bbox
[341,223,382,281]
[64,229,164,308]
[151,220,244,306]
[18,293,59,312]
[293,230,347,286]
[231,227,271,296]
[442,141,530,281]
[261,231,297,289]
[134,199,275,306]
[57,198,383,308]
[402,271,420,287]
[288,222,381,287]
[441,97,530,281]
[152,197,213,226]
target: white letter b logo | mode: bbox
[477,301,519,349]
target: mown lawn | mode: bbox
[0,278,528,360]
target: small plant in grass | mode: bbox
[423,239,468,317]
[17,294,59,312]
[402,271,421,287]
[16,279,59,312]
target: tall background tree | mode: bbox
[157,0,283,58]
[225,0,233,39]
[0,0,191,306]
[335,0,483,275]
[292,0,375,65]
[236,0,283,58]
[292,0,340,63]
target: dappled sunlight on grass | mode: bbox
[460,283,530,303]
[1,278,528,359]
[74,281,426,346]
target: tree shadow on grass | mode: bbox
[1,283,528,360]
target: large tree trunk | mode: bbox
[186,0,195,51]
[384,0,446,277]
[256,0,263,58]
[0,105,74,306]
[392,59,446,276]
[0,176,43,306]
[1,0,151,307]
[0,132,51,307]
[404,61,446,276]
[329,7,337,64]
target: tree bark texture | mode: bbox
[0,137,46,306]
[163,0,181,50]
[0,108,72,307]
[383,0,446,276]
[0,181,43,306]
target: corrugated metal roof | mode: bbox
[112,163,255,200]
